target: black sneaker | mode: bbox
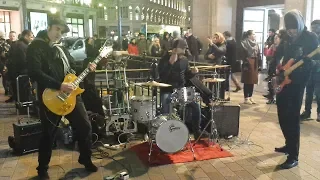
[300,111,311,121]
[38,171,50,180]
[5,97,14,103]
[275,146,288,154]
[266,99,276,104]
[78,159,98,172]
[279,158,298,169]
[233,87,241,93]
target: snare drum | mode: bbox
[131,96,155,123]
[150,115,189,153]
[172,87,200,104]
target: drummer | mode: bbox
[158,39,209,139]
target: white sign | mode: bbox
[30,12,48,36]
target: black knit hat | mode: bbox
[48,19,70,34]
[284,13,298,29]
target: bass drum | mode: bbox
[151,115,189,153]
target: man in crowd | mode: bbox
[276,9,319,169]
[300,20,320,121]
[6,30,34,103]
[26,19,97,180]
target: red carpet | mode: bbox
[130,140,233,166]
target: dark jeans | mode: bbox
[304,75,315,113]
[82,86,105,116]
[267,78,275,100]
[243,84,254,98]
[276,87,304,161]
[37,96,92,173]
[1,72,8,93]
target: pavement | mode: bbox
[0,74,320,180]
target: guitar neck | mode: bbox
[73,55,102,86]
[284,47,320,76]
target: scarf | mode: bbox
[241,38,259,58]
[52,43,71,75]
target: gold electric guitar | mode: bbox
[42,45,113,116]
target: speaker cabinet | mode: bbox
[201,103,240,138]
[12,119,42,155]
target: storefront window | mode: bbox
[313,0,320,20]
[66,17,84,37]
[0,11,11,38]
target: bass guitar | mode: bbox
[275,47,320,94]
[42,44,113,116]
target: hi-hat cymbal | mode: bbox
[202,78,226,83]
[134,81,172,87]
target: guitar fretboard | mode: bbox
[73,55,102,86]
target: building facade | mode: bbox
[97,0,191,37]
[0,0,97,38]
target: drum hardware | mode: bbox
[105,114,137,136]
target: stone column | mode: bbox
[283,0,312,27]
[84,13,90,37]
[191,0,237,50]
[20,0,28,30]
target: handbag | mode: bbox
[264,47,275,57]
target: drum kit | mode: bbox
[131,80,198,161]
[99,55,230,162]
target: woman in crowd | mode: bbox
[128,38,139,55]
[265,29,288,104]
[150,37,162,57]
[204,32,227,99]
[240,30,261,104]
[204,32,227,65]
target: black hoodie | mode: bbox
[26,30,78,99]
[281,10,319,92]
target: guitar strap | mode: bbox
[52,44,73,75]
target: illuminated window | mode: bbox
[66,17,84,37]
[313,0,320,20]
[0,11,11,38]
[135,6,140,20]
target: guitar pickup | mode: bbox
[57,95,66,102]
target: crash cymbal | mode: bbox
[202,78,226,83]
[196,65,230,69]
[134,81,172,87]
[95,68,150,73]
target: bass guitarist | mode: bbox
[26,19,97,180]
[275,10,319,169]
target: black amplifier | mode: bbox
[9,119,42,155]
[201,103,240,138]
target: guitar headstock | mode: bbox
[99,46,113,58]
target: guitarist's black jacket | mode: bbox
[26,30,80,100]
[281,29,319,91]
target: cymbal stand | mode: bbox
[179,99,196,160]
[193,88,222,150]
[123,66,130,113]
[147,86,156,162]
[105,67,112,115]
